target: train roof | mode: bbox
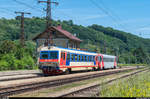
[41,46,97,55]
[41,46,116,58]
[101,54,116,58]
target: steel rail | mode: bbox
[0,75,42,82]
[0,72,40,77]
[0,67,145,97]
[59,68,148,97]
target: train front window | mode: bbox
[41,54,49,59]
[40,51,49,59]
[50,51,58,59]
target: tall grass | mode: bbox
[100,70,150,97]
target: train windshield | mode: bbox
[50,51,58,59]
[40,51,58,59]
[40,51,49,59]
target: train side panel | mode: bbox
[38,46,117,75]
[102,55,116,69]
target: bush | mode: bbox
[22,54,35,69]
[1,54,18,70]
[0,60,9,71]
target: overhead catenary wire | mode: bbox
[89,0,128,32]
[98,0,150,38]
[98,0,129,31]
[0,8,16,18]
[13,0,43,12]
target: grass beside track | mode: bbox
[99,68,150,97]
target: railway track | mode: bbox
[58,68,149,97]
[0,74,42,82]
[0,66,141,82]
[0,70,40,77]
[0,67,145,97]
[0,68,128,82]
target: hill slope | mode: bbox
[0,17,150,64]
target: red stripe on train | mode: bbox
[40,59,58,62]
[60,66,98,68]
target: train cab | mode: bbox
[39,50,63,75]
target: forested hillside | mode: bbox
[0,17,149,70]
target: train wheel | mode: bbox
[97,67,101,71]
[68,68,72,74]
[114,66,116,69]
[102,67,105,70]
[64,68,71,75]
[92,67,96,71]
[43,74,49,77]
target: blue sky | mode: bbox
[0,0,150,38]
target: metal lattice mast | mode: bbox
[38,0,58,46]
[38,0,58,28]
[15,12,31,47]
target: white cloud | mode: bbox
[83,14,107,20]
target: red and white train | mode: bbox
[38,46,117,75]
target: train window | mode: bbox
[41,54,49,59]
[91,56,93,61]
[111,58,114,62]
[71,54,74,61]
[84,56,86,61]
[95,56,96,61]
[82,55,84,61]
[78,55,81,61]
[103,58,105,62]
[63,53,65,60]
[89,56,91,61]
[67,53,70,61]
[86,56,88,61]
[61,52,65,60]
[49,51,58,59]
[110,58,112,62]
[103,58,114,62]
[105,58,108,62]
[100,57,102,62]
[98,56,100,62]
[75,54,78,61]
[61,52,63,59]
[90,56,91,61]
[93,56,95,61]
[88,56,90,62]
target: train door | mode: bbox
[60,51,66,66]
[101,56,104,69]
[66,52,70,66]
[98,55,102,69]
[93,56,96,65]
[114,57,117,68]
[95,56,98,66]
